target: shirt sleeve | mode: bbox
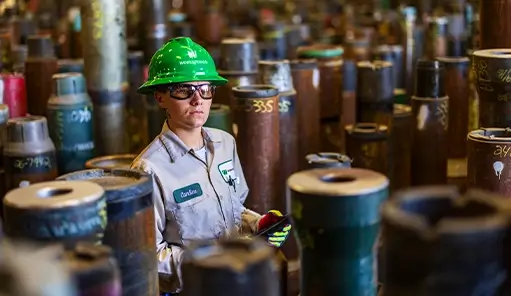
[131,159,185,293]
[232,138,261,234]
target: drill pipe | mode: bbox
[140,0,170,64]
[63,243,121,296]
[345,123,390,176]
[467,128,511,196]
[181,238,280,296]
[381,186,510,295]
[391,104,412,192]
[57,169,158,296]
[424,16,448,59]
[81,0,128,155]
[411,59,448,185]
[341,59,357,151]
[47,73,95,174]
[371,44,404,90]
[260,23,287,61]
[232,85,280,213]
[472,49,511,128]
[356,60,394,130]
[290,59,321,170]
[289,168,388,295]
[468,50,480,130]
[127,51,147,153]
[480,0,511,49]
[216,38,259,108]
[24,35,58,116]
[197,6,224,46]
[3,180,106,247]
[4,116,58,191]
[400,6,417,97]
[297,45,343,120]
[437,56,470,159]
[11,45,27,74]
[258,60,298,212]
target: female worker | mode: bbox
[131,37,292,295]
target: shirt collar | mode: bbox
[159,121,222,162]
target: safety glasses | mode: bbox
[167,83,216,100]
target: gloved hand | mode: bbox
[257,210,292,248]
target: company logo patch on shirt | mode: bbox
[173,183,203,204]
[218,159,238,184]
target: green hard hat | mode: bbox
[138,37,228,94]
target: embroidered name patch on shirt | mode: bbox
[173,183,203,204]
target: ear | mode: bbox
[154,91,166,107]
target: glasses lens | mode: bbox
[198,84,215,99]
[170,85,196,99]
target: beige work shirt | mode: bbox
[131,122,261,293]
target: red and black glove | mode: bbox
[257,210,292,248]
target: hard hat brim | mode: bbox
[137,75,229,95]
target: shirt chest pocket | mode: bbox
[226,185,243,227]
[217,160,243,227]
[171,183,224,241]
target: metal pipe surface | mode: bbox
[411,59,448,185]
[4,116,58,191]
[181,238,280,296]
[63,243,121,296]
[258,60,298,212]
[381,186,510,295]
[81,0,128,155]
[437,56,470,159]
[47,73,95,174]
[345,123,390,176]
[472,49,511,128]
[233,85,280,213]
[291,59,321,169]
[25,35,58,116]
[57,169,158,296]
[2,180,106,247]
[289,168,388,295]
[480,0,511,49]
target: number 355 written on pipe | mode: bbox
[238,99,291,113]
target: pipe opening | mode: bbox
[37,188,73,198]
[321,174,356,183]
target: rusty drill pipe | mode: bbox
[24,35,58,116]
[472,49,511,128]
[345,123,390,176]
[467,128,511,196]
[392,104,412,191]
[437,56,470,159]
[232,85,280,213]
[480,0,511,49]
[356,60,394,130]
[290,59,321,170]
[258,60,297,213]
[411,59,449,185]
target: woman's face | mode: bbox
[154,81,213,129]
